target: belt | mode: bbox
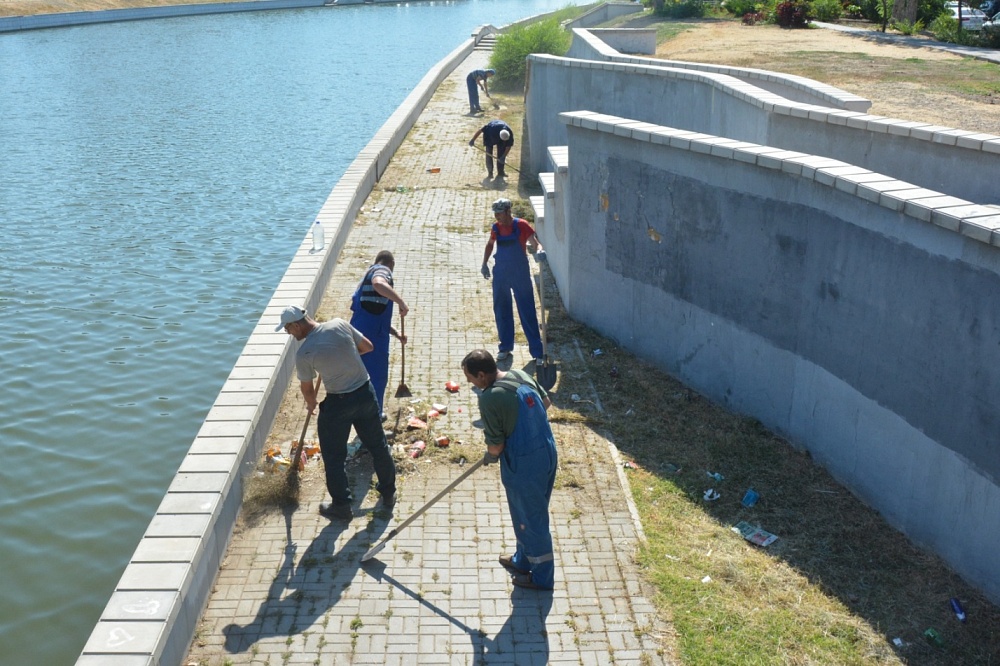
[326,380,370,399]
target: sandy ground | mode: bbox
[649,20,1000,136]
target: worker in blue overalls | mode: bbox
[349,251,408,420]
[480,198,544,365]
[462,348,558,590]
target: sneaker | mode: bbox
[511,573,552,591]
[496,350,511,361]
[381,493,395,510]
[498,555,529,575]
[319,501,353,521]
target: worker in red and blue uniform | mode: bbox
[480,199,544,365]
[462,349,557,590]
[349,250,408,419]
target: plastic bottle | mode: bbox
[311,219,325,252]
[950,597,967,623]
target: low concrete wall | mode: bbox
[0,0,324,32]
[76,35,477,666]
[566,27,872,112]
[587,27,655,54]
[562,1,642,30]
[544,109,1000,604]
[525,54,1000,205]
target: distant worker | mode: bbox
[480,198,544,364]
[277,306,397,520]
[462,349,558,590]
[349,251,408,420]
[469,119,514,182]
[466,68,495,114]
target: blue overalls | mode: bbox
[491,219,543,359]
[496,376,558,589]
[349,265,394,413]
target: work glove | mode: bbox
[480,263,491,279]
[482,451,500,465]
[468,139,475,147]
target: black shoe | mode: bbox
[511,573,552,590]
[498,555,529,575]
[381,492,395,510]
[319,501,353,521]
[380,412,388,423]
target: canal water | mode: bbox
[0,1,582,661]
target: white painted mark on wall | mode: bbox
[122,599,161,615]
[107,627,136,648]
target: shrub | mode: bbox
[812,0,843,20]
[891,17,925,34]
[774,0,810,25]
[489,19,571,91]
[724,0,761,16]
[657,0,708,17]
[742,10,767,22]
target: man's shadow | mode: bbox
[361,560,552,660]
[222,477,389,653]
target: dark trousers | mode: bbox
[316,381,396,506]
[484,143,506,178]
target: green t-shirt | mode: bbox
[477,369,548,446]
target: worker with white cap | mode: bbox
[469,119,514,182]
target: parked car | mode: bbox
[945,1,988,29]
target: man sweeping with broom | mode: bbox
[277,305,397,520]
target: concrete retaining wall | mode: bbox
[562,1,642,30]
[525,54,1000,206]
[586,27,655,54]
[75,33,482,666]
[565,27,872,111]
[0,0,324,32]
[541,109,1000,604]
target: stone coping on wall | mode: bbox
[569,27,872,112]
[558,110,1000,245]
[74,31,487,666]
[538,54,1000,157]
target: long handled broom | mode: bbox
[362,457,486,562]
[287,376,322,499]
[394,316,411,398]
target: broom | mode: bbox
[286,376,322,500]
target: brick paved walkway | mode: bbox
[186,48,668,666]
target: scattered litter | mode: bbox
[458,456,467,466]
[409,398,422,403]
[706,471,724,482]
[625,407,634,416]
[662,463,682,474]
[703,489,721,501]
[264,447,290,470]
[458,407,463,413]
[923,628,944,648]
[435,436,450,448]
[609,365,619,378]
[664,554,680,561]
[571,394,582,402]
[592,348,603,357]
[409,441,426,458]
[701,575,712,584]
[395,185,410,193]
[445,381,460,393]
[623,461,636,470]
[426,409,440,419]
[892,637,905,648]
[407,417,428,430]
[432,403,448,414]
[426,167,441,173]
[705,548,713,558]
[732,521,779,547]
[950,597,967,623]
[741,489,760,508]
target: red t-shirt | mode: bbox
[490,218,535,251]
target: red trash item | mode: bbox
[445,381,460,393]
[407,417,428,430]
[426,409,440,419]
[435,436,450,448]
[409,441,426,458]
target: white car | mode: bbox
[945,2,988,29]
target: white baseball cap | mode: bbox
[275,305,307,331]
[499,129,511,141]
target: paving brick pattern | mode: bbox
[186,49,668,665]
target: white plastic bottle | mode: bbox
[311,219,325,252]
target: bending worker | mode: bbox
[480,198,544,364]
[277,306,396,520]
[462,349,557,590]
[466,67,494,114]
[349,250,408,419]
[469,119,514,182]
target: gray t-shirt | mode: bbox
[295,319,369,394]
